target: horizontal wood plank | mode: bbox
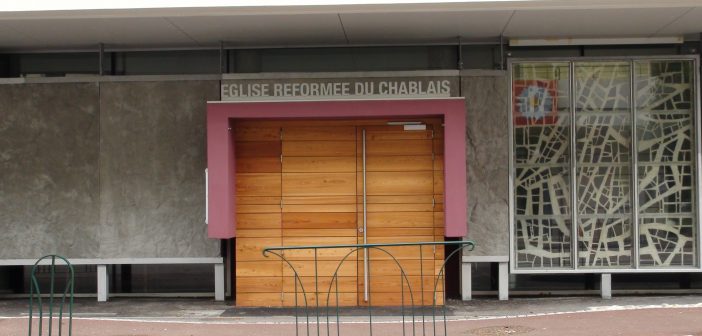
[283,260,356,277]
[236,276,282,293]
[236,238,282,261]
[283,276,357,292]
[366,212,434,228]
[282,292,358,307]
[283,236,357,246]
[283,126,356,141]
[236,204,281,214]
[283,204,357,213]
[283,173,356,196]
[282,212,357,229]
[364,171,434,195]
[237,229,282,238]
[236,141,281,157]
[366,227,435,237]
[366,245,438,260]
[284,195,356,205]
[235,293,282,307]
[283,141,356,157]
[358,259,437,276]
[359,275,443,293]
[283,228,357,238]
[236,196,281,205]
[365,139,433,156]
[236,173,281,196]
[279,248,358,261]
[284,156,356,173]
[366,203,434,212]
[236,213,281,229]
[236,261,282,277]
[363,155,433,172]
[236,157,281,173]
[234,126,280,141]
[361,195,434,204]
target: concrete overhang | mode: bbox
[0,0,701,51]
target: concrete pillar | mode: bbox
[97,265,109,302]
[461,262,472,301]
[601,273,612,299]
[498,262,509,301]
[214,263,225,301]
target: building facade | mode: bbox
[1,1,702,304]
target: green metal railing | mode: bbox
[28,255,74,336]
[263,240,475,336]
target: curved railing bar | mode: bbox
[263,240,476,336]
[263,250,310,336]
[311,245,419,336]
[28,254,75,336]
[431,242,476,336]
[263,241,474,251]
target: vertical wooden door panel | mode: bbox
[280,125,358,307]
[359,122,444,306]
[234,123,282,307]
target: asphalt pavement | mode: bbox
[2,295,702,335]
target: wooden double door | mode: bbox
[234,118,445,307]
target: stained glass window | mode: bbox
[512,59,698,270]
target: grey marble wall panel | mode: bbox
[98,81,220,258]
[462,73,510,257]
[0,83,100,259]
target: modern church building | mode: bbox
[1,0,702,306]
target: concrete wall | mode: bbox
[462,71,510,257]
[0,80,221,259]
[0,73,509,260]
[98,81,220,258]
[0,83,100,258]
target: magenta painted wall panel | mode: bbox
[206,98,467,238]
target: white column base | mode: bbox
[97,265,109,302]
[461,262,472,301]
[214,263,225,301]
[601,273,612,300]
[498,262,509,301]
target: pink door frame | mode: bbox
[206,98,467,238]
